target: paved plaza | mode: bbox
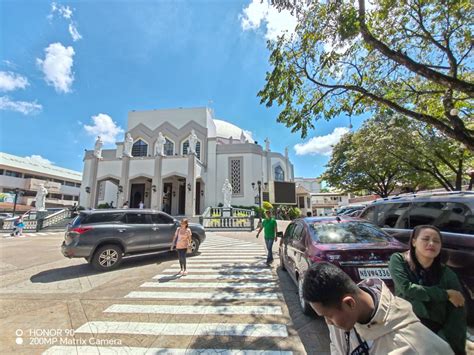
[0,231,330,354]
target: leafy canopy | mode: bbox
[260,0,473,150]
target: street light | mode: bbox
[12,188,20,216]
[252,181,263,223]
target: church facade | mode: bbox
[79,107,294,216]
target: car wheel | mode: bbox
[189,236,200,256]
[298,275,313,316]
[91,244,123,271]
[279,251,286,271]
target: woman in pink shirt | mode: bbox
[170,219,192,275]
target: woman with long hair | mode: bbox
[389,225,467,354]
[170,218,192,275]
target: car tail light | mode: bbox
[71,227,93,235]
[309,254,327,263]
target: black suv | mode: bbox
[359,191,474,322]
[62,209,206,271]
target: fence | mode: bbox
[1,208,70,232]
[200,207,255,231]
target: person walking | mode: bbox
[170,219,192,275]
[11,217,25,237]
[256,210,278,265]
[139,201,144,209]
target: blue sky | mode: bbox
[0,0,363,178]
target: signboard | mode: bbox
[26,178,61,193]
[254,195,260,205]
[269,181,296,205]
[0,193,15,203]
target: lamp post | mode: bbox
[252,181,263,223]
[12,188,20,216]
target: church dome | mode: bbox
[213,119,254,143]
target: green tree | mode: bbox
[323,128,414,197]
[371,113,474,191]
[260,0,473,150]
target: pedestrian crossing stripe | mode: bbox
[200,252,264,255]
[140,281,276,289]
[202,243,262,246]
[75,321,288,337]
[201,245,261,248]
[43,346,293,355]
[152,274,274,280]
[175,262,268,267]
[104,304,283,315]
[165,267,272,273]
[187,256,265,260]
[125,291,280,300]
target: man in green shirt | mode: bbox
[256,210,278,265]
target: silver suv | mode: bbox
[62,209,206,271]
[359,191,474,323]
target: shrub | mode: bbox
[289,207,302,220]
[97,203,109,209]
[262,201,273,211]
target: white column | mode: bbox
[185,154,196,216]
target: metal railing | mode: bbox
[200,207,255,231]
[41,209,70,228]
[1,208,71,232]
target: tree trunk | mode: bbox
[455,159,463,191]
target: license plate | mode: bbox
[358,267,391,280]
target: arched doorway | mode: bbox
[95,177,120,208]
[128,177,152,208]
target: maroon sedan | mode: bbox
[279,216,408,314]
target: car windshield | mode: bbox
[309,221,390,244]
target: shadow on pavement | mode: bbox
[276,264,331,354]
[30,249,182,283]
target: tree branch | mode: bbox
[357,0,473,96]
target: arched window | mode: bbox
[164,138,174,156]
[132,139,148,157]
[182,140,201,160]
[275,165,285,181]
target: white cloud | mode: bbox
[0,71,29,92]
[24,155,53,165]
[84,113,124,144]
[240,0,297,41]
[294,127,350,156]
[49,2,82,41]
[2,60,17,69]
[0,96,42,115]
[36,42,75,93]
[68,22,82,41]
[51,2,72,19]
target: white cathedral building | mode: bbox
[79,107,295,216]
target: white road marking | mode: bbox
[164,267,271,273]
[140,281,277,288]
[187,257,265,260]
[182,262,269,267]
[75,321,287,337]
[104,304,283,315]
[153,274,274,280]
[125,291,279,300]
[170,263,268,267]
[200,252,263,255]
[43,346,293,355]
